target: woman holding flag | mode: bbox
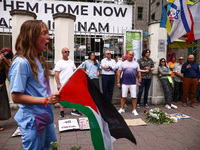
[9,20,60,150]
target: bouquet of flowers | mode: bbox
[146,108,178,125]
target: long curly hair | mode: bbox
[15,20,50,81]
[0,47,13,77]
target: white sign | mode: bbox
[95,52,100,56]
[58,119,79,132]
[0,0,132,34]
[104,44,110,48]
[110,51,114,54]
[95,39,100,42]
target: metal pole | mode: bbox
[148,0,151,23]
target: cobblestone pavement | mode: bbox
[0,101,200,150]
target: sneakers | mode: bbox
[71,110,82,116]
[182,103,187,107]
[136,104,140,109]
[60,111,64,118]
[144,104,149,109]
[190,104,196,108]
[118,108,125,113]
[165,104,171,109]
[132,110,138,116]
[171,104,178,109]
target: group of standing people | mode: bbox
[0,19,199,150]
[158,54,200,110]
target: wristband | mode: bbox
[44,97,48,107]
[138,82,142,84]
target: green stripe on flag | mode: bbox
[59,101,105,150]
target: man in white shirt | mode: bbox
[101,50,117,103]
[54,47,82,117]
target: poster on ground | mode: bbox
[58,119,80,132]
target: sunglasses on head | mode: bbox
[4,48,12,52]
[64,51,70,53]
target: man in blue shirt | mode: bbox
[181,54,199,108]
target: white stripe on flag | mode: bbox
[168,0,192,44]
[87,106,116,150]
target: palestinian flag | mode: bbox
[59,69,136,150]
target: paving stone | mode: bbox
[1,104,200,150]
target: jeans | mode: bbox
[91,78,100,91]
[102,75,115,103]
[173,81,183,102]
[19,122,57,150]
[195,82,200,100]
[137,79,151,105]
[160,78,172,105]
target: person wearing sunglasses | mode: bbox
[172,57,184,102]
[101,50,117,103]
[158,58,177,110]
[0,48,13,131]
[54,47,82,117]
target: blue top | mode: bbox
[82,59,100,79]
[9,56,53,129]
[119,60,140,85]
[181,62,199,79]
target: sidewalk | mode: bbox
[0,101,200,150]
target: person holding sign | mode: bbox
[9,20,60,150]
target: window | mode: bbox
[138,7,143,20]
[156,2,160,7]
[151,13,155,21]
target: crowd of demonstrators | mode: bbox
[3,18,200,150]
[82,52,100,90]
[8,20,60,150]
[117,51,141,115]
[101,50,117,103]
[158,58,178,110]
[54,47,82,117]
[137,49,154,109]
[0,48,13,131]
[172,57,184,102]
[181,54,199,108]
